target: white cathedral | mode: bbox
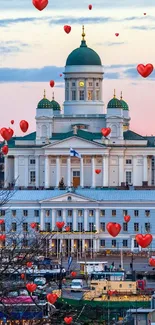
[2,26,155,254]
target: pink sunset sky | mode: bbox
[1,1,155,136]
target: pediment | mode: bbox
[40,192,97,203]
[44,136,105,149]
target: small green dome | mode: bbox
[120,92,129,110]
[37,90,53,109]
[66,27,101,66]
[51,94,60,110]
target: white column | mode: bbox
[94,240,97,252]
[80,157,84,187]
[103,155,109,186]
[4,156,8,188]
[14,156,19,186]
[40,209,45,230]
[91,156,95,187]
[56,156,60,187]
[95,209,100,232]
[82,239,85,252]
[52,209,56,230]
[24,156,29,188]
[119,155,124,186]
[62,209,67,226]
[143,155,148,181]
[73,209,77,231]
[132,156,137,185]
[84,209,88,231]
[71,239,74,253]
[45,155,50,188]
[67,157,71,187]
[35,156,39,188]
[96,239,100,252]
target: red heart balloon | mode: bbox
[71,271,76,277]
[0,219,4,224]
[101,128,111,137]
[26,283,37,293]
[106,222,121,237]
[27,262,33,268]
[95,169,101,174]
[144,13,146,15]
[11,120,14,125]
[64,25,71,34]
[20,120,29,133]
[124,215,130,223]
[30,222,37,229]
[50,80,55,87]
[115,33,119,36]
[135,234,153,248]
[64,317,73,325]
[47,293,58,304]
[60,74,62,77]
[1,145,8,155]
[0,235,6,241]
[149,258,155,267]
[21,273,25,279]
[56,221,65,229]
[137,64,153,78]
[65,226,70,232]
[32,0,48,11]
[1,128,13,141]
[88,4,92,10]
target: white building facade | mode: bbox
[2,26,155,253]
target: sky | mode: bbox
[1,0,155,136]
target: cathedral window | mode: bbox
[96,82,99,86]
[66,89,69,100]
[30,171,36,183]
[30,159,35,164]
[88,90,93,100]
[72,82,76,87]
[72,90,76,100]
[126,159,132,164]
[79,90,84,100]
[126,171,132,184]
[89,82,93,86]
[96,90,99,100]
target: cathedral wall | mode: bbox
[109,156,119,186]
[49,165,56,187]
[7,158,14,183]
[83,165,92,186]
[53,116,106,133]
[40,156,45,186]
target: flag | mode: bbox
[70,148,81,158]
[68,256,73,269]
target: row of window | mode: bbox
[69,81,100,87]
[100,239,139,248]
[70,90,100,101]
[0,209,151,217]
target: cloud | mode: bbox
[124,67,155,79]
[102,41,126,46]
[129,25,155,30]
[104,72,121,79]
[0,41,29,55]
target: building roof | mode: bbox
[120,91,129,110]
[66,27,101,66]
[123,130,146,141]
[51,93,60,110]
[107,90,123,109]
[4,189,155,202]
[37,90,53,109]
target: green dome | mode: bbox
[37,90,53,109]
[120,93,129,110]
[107,97,123,109]
[66,39,101,66]
[51,99,60,111]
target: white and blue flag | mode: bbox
[70,148,81,159]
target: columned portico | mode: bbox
[80,157,84,187]
[14,156,19,187]
[56,156,60,187]
[24,156,29,188]
[119,155,124,185]
[45,155,50,188]
[35,156,39,188]
[91,156,95,187]
[67,157,71,187]
[103,155,109,187]
[143,155,148,182]
[4,156,8,188]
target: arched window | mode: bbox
[111,124,117,137]
[41,125,47,137]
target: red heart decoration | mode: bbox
[32,0,48,11]
[0,235,6,241]
[95,169,101,174]
[21,273,25,279]
[115,33,119,36]
[1,145,8,155]
[124,215,130,223]
[101,128,111,137]
[11,120,14,125]
[65,226,70,232]
[88,4,92,10]
[106,222,121,237]
[135,234,153,248]
[0,219,4,224]
[64,317,73,325]
[20,120,29,133]
[137,64,154,78]
[26,283,37,293]
[50,80,55,87]
[71,271,76,277]
[1,128,13,141]
[47,293,58,304]
[27,261,33,268]
[60,74,62,77]
[30,222,37,229]
[56,221,65,229]
[144,13,146,15]
[64,25,71,34]
[149,258,155,267]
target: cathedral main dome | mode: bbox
[66,26,102,66]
